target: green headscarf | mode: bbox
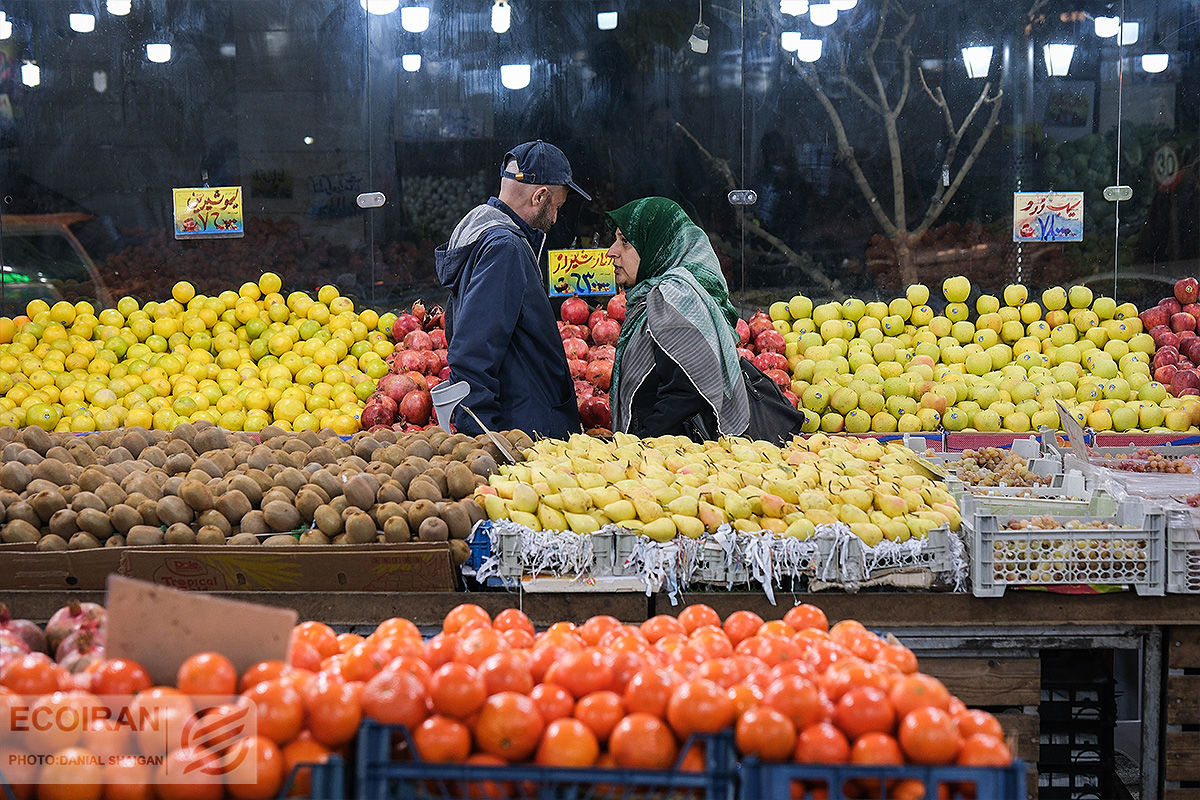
[605,197,748,434]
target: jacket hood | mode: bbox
[435,203,525,291]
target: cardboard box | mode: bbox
[118,543,457,592]
[0,548,125,590]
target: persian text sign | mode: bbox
[1013,191,1083,242]
[172,186,244,240]
[548,249,615,297]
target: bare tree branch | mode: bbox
[916,88,1004,237]
[930,80,997,206]
[919,68,956,133]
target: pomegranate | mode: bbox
[412,300,427,322]
[560,296,590,325]
[45,602,106,655]
[753,352,789,373]
[783,389,800,408]
[426,376,442,391]
[57,623,105,674]
[569,359,588,380]
[379,373,418,404]
[579,396,612,430]
[361,400,396,430]
[737,347,756,361]
[585,359,613,391]
[591,318,621,347]
[563,338,589,361]
[0,630,31,670]
[735,318,751,347]
[430,329,448,350]
[438,366,452,381]
[764,369,791,390]
[0,605,46,654]
[403,330,434,351]
[397,350,428,373]
[574,380,595,401]
[748,311,774,339]
[755,330,786,354]
[589,345,615,362]
[400,390,432,426]
[425,350,442,374]
[391,314,422,341]
[560,324,587,342]
[588,309,609,330]
[607,292,626,322]
[407,372,429,392]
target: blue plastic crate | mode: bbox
[738,759,1027,800]
[356,719,737,800]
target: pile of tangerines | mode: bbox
[0,603,1013,800]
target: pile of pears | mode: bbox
[474,433,961,545]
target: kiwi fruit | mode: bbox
[329,496,350,516]
[193,427,230,454]
[161,476,184,498]
[164,523,197,545]
[227,475,263,507]
[469,452,499,478]
[376,480,406,505]
[354,437,381,462]
[406,478,443,504]
[105,535,126,548]
[298,530,331,546]
[391,463,421,491]
[311,469,342,500]
[178,480,214,512]
[139,446,166,468]
[246,448,275,472]
[295,489,325,522]
[444,462,475,500]
[404,439,435,461]
[77,467,108,494]
[226,533,261,547]
[344,512,377,544]
[76,508,114,539]
[196,526,227,545]
[21,426,53,456]
[306,446,335,467]
[449,539,471,565]
[33,459,71,486]
[239,511,268,535]
[6,501,39,528]
[262,534,299,547]
[442,503,473,540]
[197,509,232,537]
[418,516,449,542]
[216,490,252,525]
[37,534,69,551]
[107,504,142,534]
[343,475,376,510]
[48,508,79,539]
[0,462,31,493]
[94,482,127,509]
[263,501,301,533]
[126,526,165,546]
[71,492,107,515]
[136,500,161,527]
[261,488,295,509]
[29,490,68,523]
[407,499,439,532]
[314,505,344,536]
[2,519,40,544]
[383,515,411,543]
[156,496,193,527]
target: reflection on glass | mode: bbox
[809,3,837,26]
[491,1,511,34]
[1094,15,1121,38]
[20,62,40,87]
[779,0,808,15]
[1043,43,1075,76]
[795,38,822,62]
[146,43,172,63]
[361,0,401,15]
[597,11,618,30]
[780,31,801,51]
[1141,53,1168,73]
[961,45,993,79]
[401,6,431,32]
[0,20,10,40]
[500,63,531,90]
[1120,21,1140,45]
[402,53,422,72]
[92,70,107,93]
[105,0,131,16]
[219,43,236,58]
[831,0,857,10]
[69,13,96,33]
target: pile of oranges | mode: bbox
[0,603,1013,799]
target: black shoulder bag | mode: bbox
[738,357,813,445]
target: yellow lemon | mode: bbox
[172,281,196,304]
[258,272,283,295]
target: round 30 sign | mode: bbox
[1153,142,1181,191]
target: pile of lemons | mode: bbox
[0,273,399,434]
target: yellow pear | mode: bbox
[587,486,621,508]
[541,492,565,510]
[698,501,727,531]
[511,484,540,514]
[602,499,636,523]
[673,514,705,539]
[724,493,754,520]
[667,494,699,517]
[559,487,591,514]
[599,461,630,482]
[633,498,664,523]
[642,517,677,542]
[508,510,541,531]
[806,509,838,527]
[733,518,761,534]
[575,472,607,490]
[933,501,962,530]
[841,488,874,512]
[489,478,519,499]
[849,522,884,547]
[538,505,568,532]
[837,505,870,525]
[905,515,938,539]
[761,517,787,534]
[881,518,911,542]
[675,472,707,488]
[652,485,681,505]
[872,489,909,518]
[621,519,644,532]
[766,480,802,504]
[482,494,509,520]
[564,511,600,534]
[784,517,816,539]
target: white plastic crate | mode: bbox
[1163,502,1200,594]
[956,477,1117,518]
[695,534,751,587]
[921,438,1063,487]
[965,500,1166,597]
[814,524,957,584]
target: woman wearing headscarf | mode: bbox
[605,196,750,439]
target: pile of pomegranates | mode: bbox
[558,294,625,433]
[739,310,800,408]
[362,301,444,431]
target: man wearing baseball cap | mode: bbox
[436,140,591,439]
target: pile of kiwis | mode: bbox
[0,422,535,566]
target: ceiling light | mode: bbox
[21,62,40,87]
[779,0,808,15]
[780,31,802,51]
[106,0,131,15]
[69,13,96,33]
[500,63,530,90]
[795,39,822,62]
[597,11,618,30]
[303,136,315,145]
[1043,43,1075,76]
[360,0,400,14]
[1119,21,1139,45]
[146,43,172,63]
[809,3,837,26]
[831,0,857,9]
[961,45,993,79]
[219,43,236,57]
[1094,16,1120,38]
[93,70,107,92]
[402,53,421,71]
[491,1,510,34]
[1141,53,1168,73]
[0,20,10,39]
[400,6,430,32]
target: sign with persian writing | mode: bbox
[172,186,244,240]
[1012,191,1083,243]
[548,249,615,297]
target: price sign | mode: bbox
[548,249,615,298]
[1153,143,1181,191]
[172,186,244,240]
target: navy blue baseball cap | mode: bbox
[501,140,592,201]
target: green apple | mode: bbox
[1104,377,1131,401]
[939,344,966,365]
[865,301,889,320]
[1110,404,1139,431]
[1068,285,1094,309]
[945,302,970,323]
[1053,343,1082,365]
[888,298,913,321]
[813,302,841,326]
[879,361,905,379]
[1044,309,1069,328]
[974,408,1002,431]
[950,321,975,344]
[1088,408,1113,431]
[859,327,885,346]
[788,294,814,320]
[1050,324,1077,346]
[942,406,969,431]
[942,275,971,303]
[1020,302,1042,324]
[820,412,845,433]
[1031,408,1061,430]
[830,387,859,415]
[976,294,1001,315]
[999,320,1025,344]
[909,305,934,327]
[1003,411,1032,432]
[915,407,941,430]
[769,301,791,321]
[1139,381,1168,404]
[1076,383,1102,403]
[847,350,874,372]
[964,351,993,376]
[906,283,930,307]
[802,385,830,413]
[975,329,1000,349]
[1092,296,1117,320]
[1114,302,1139,320]
[895,413,920,433]
[1010,381,1037,403]
[841,297,867,322]
[886,395,918,418]
[1041,286,1068,310]
[925,316,950,338]
[1012,336,1040,357]
[881,314,905,336]
[856,316,882,335]
[844,408,872,433]
[1003,284,1029,307]
[791,318,817,335]
[1139,403,1166,428]
[857,390,885,415]
[870,411,898,432]
[872,341,897,363]
[1084,326,1108,348]
[1129,333,1156,355]
[1104,340,1130,361]
[1026,320,1051,340]
[987,344,1013,370]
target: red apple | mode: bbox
[754,330,786,354]
[1161,297,1183,316]
[563,338,589,361]
[568,359,588,379]
[606,293,626,322]
[579,395,611,430]
[1176,277,1200,304]
[591,318,621,347]
[735,318,751,347]
[1155,364,1180,384]
[1173,369,1200,394]
[1154,347,1180,369]
[1172,313,1196,333]
[1181,330,1199,344]
[585,359,613,391]
[1182,338,1200,364]
[1157,331,1181,351]
[561,296,591,325]
[1141,306,1169,331]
